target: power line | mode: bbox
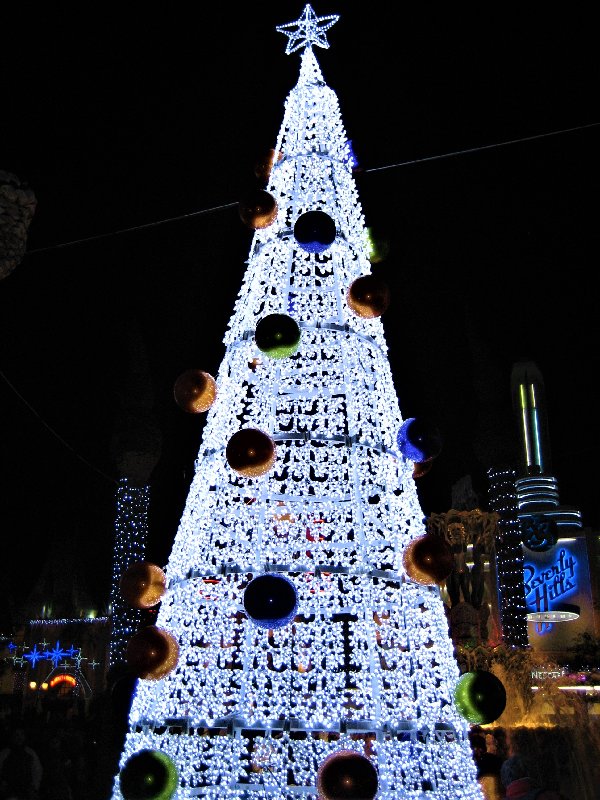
[0,368,118,486]
[364,121,600,174]
[25,202,239,255]
[23,121,598,257]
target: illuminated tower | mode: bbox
[510,359,581,531]
[110,8,487,799]
[109,320,162,668]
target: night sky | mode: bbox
[1,5,598,624]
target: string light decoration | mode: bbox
[109,479,149,668]
[110,7,485,798]
[487,467,529,647]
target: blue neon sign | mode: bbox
[523,548,578,634]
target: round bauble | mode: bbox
[453,670,507,725]
[109,670,138,723]
[125,626,179,681]
[520,515,558,552]
[346,274,390,319]
[243,573,298,629]
[317,750,378,800]
[294,210,336,253]
[120,561,166,609]
[239,189,278,229]
[255,313,301,359]
[226,428,276,477]
[119,749,178,800]
[397,417,442,462]
[173,370,217,414]
[412,459,434,480]
[254,148,283,183]
[365,227,390,264]
[402,533,454,585]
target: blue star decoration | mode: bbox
[44,641,67,668]
[23,644,44,668]
[276,4,339,54]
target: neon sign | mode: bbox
[49,674,77,688]
[524,547,578,634]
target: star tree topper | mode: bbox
[276,4,339,54]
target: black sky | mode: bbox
[1,5,599,622]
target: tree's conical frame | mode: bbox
[111,7,485,799]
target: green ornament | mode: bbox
[453,670,506,725]
[119,749,178,800]
[255,313,301,359]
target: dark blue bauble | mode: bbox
[294,210,336,253]
[397,417,442,462]
[110,671,138,722]
[521,515,558,552]
[243,574,298,629]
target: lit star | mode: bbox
[44,641,66,667]
[24,645,44,668]
[276,4,339,55]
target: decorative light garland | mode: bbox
[109,478,150,667]
[487,467,529,647]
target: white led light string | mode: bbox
[111,20,484,800]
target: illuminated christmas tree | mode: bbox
[111,7,494,799]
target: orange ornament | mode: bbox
[120,561,167,609]
[173,370,217,413]
[412,459,434,480]
[239,189,278,229]
[254,148,283,183]
[402,533,454,585]
[226,428,276,477]
[126,626,179,681]
[347,274,391,319]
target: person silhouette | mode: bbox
[0,725,43,800]
[500,754,566,800]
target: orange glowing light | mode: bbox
[49,674,77,688]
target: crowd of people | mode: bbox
[0,713,571,800]
[0,711,120,800]
[469,728,569,800]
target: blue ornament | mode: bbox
[294,210,336,253]
[521,515,558,552]
[243,574,298,629]
[396,417,442,462]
